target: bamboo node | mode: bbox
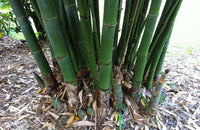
[16,16,27,20]
[74,41,83,44]
[65,3,76,8]
[80,13,90,19]
[103,22,117,27]
[42,16,57,21]
[85,50,95,55]
[138,52,148,56]
[98,61,112,66]
[56,53,68,59]
[148,13,158,17]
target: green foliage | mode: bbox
[77,109,84,120]
[0,0,20,35]
[117,112,127,130]
[51,96,61,110]
[0,11,20,35]
[0,0,10,10]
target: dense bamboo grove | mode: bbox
[9,0,182,127]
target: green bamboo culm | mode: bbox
[146,0,182,89]
[99,0,119,93]
[146,70,169,116]
[113,0,123,48]
[9,0,57,94]
[113,67,123,108]
[148,0,179,59]
[126,0,150,71]
[63,0,89,69]
[93,0,100,40]
[132,0,162,93]
[36,0,76,83]
[9,0,52,76]
[123,0,145,68]
[143,0,179,77]
[56,0,79,73]
[114,0,132,64]
[77,0,98,79]
[154,35,171,81]
[89,0,100,60]
[29,0,44,29]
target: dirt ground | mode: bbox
[0,36,199,129]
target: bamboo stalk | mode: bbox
[113,0,123,48]
[118,0,140,71]
[125,0,150,70]
[63,0,89,68]
[148,0,179,58]
[132,0,162,92]
[146,70,169,116]
[9,0,57,94]
[93,0,100,40]
[57,0,79,73]
[143,0,179,79]
[89,0,100,60]
[124,0,145,67]
[77,0,98,79]
[146,0,182,89]
[99,0,119,93]
[36,0,76,83]
[113,67,123,108]
[114,0,132,64]
[154,35,171,81]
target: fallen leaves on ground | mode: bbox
[0,36,199,129]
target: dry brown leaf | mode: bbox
[44,104,52,111]
[60,86,67,100]
[66,115,79,128]
[144,125,150,130]
[17,114,30,121]
[102,120,115,127]
[78,90,83,104]
[48,111,59,120]
[159,107,177,117]
[0,117,16,121]
[16,104,29,114]
[59,112,74,116]
[72,121,95,127]
[42,122,55,129]
[36,87,46,94]
[122,80,132,89]
[183,125,196,130]
[110,112,116,121]
[114,112,118,123]
[141,99,146,107]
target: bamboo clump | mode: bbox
[9,0,183,125]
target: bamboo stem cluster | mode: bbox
[9,0,182,115]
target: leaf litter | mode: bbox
[0,36,199,129]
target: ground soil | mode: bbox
[0,36,199,129]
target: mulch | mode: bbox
[0,36,199,129]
